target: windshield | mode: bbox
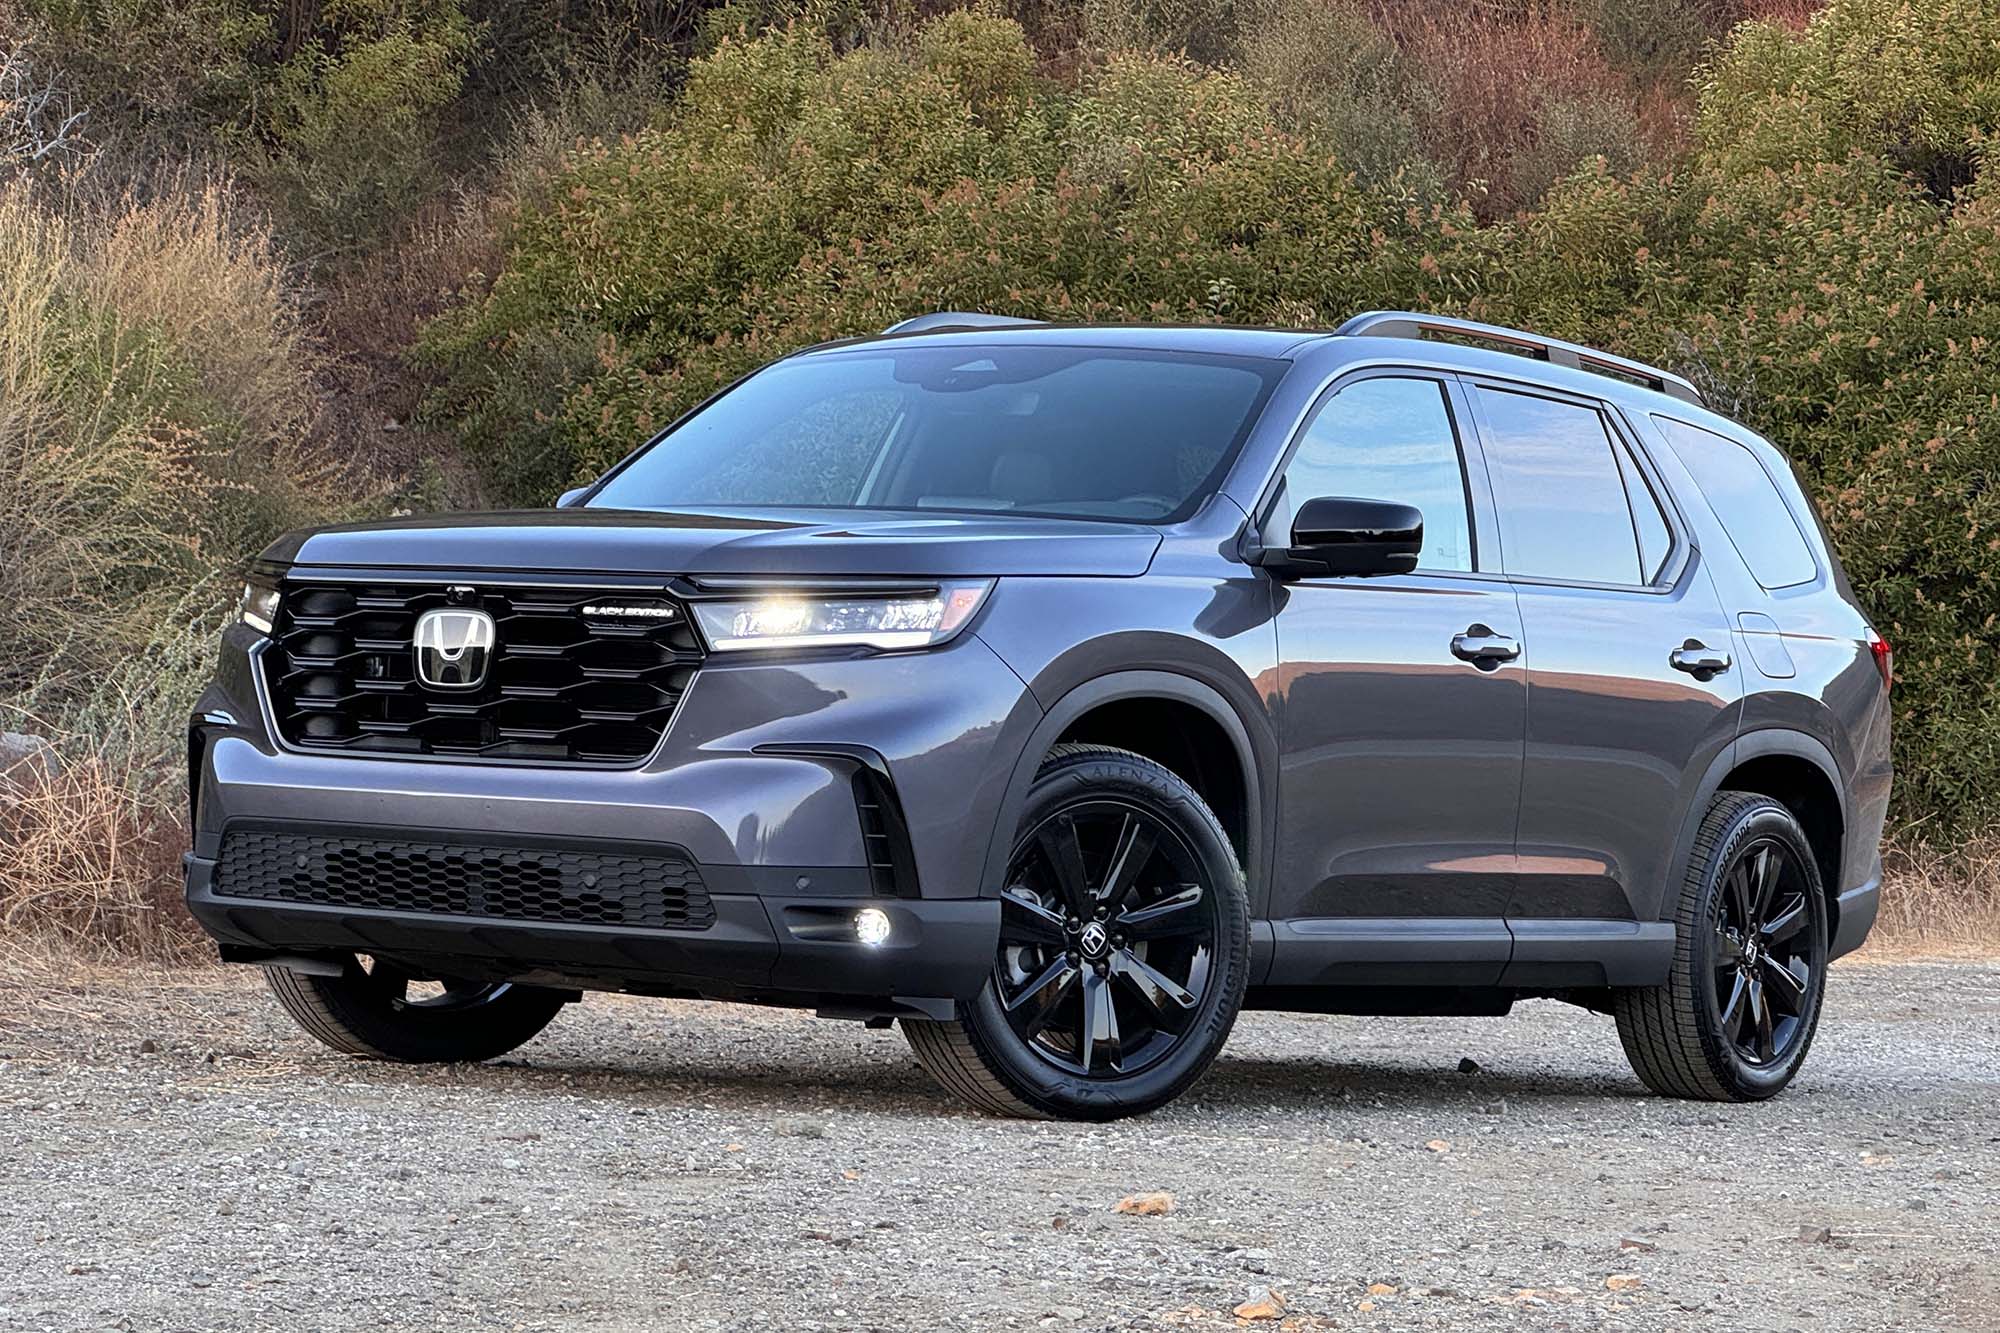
[585,344,1285,523]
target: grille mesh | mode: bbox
[261,581,703,765]
[214,829,716,931]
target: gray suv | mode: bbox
[186,311,1893,1120]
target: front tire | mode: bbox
[904,744,1250,1120]
[265,956,568,1063]
[1615,792,1830,1101]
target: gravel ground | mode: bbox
[1,958,1995,1332]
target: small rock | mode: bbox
[774,1118,827,1139]
[1233,1287,1286,1321]
[1457,1057,1481,1074]
[1618,1237,1657,1253]
[1798,1225,1834,1244]
[1112,1191,1175,1216]
[1605,1274,1642,1292]
[137,1039,159,1055]
[1424,1139,1451,1153]
[1049,1306,1084,1322]
[1367,1282,1398,1296]
[1479,1099,1507,1116]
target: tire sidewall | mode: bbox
[963,752,1250,1118]
[283,967,566,1063]
[1689,803,1829,1098]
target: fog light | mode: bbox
[854,907,893,947]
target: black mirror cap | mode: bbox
[1270,496,1423,578]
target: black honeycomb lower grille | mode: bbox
[214,829,715,931]
[261,580,703,765]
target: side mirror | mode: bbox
[555,486,589,508]
[1257,496,1423,579]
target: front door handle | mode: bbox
[1669,640,1732,678]
[1451,624,1521,670]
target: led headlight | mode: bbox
[691,580,993,653]
[237,577,280,634]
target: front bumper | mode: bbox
[185,849,998,1017]
[185,613,1042,1015]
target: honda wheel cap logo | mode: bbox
[414,607,496,690]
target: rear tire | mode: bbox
[265,956,568,1063]
[1615,792,1829,1101]
[904,744,1250,1120]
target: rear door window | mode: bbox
[1474,387,1659,586]
[1653,416,1818,589]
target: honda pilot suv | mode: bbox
[186,311,1892,1119]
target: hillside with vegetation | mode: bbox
[1,0,1995,952]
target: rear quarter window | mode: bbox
[1653,417,1818,589]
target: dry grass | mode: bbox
[0,755,203,963]
[85,178,319,444]
[1863,833,2000,959]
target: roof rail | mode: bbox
[882,311,1045,335]
[1334,311,1703,407]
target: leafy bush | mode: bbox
[236,3,479,255]
[0,176,357,712]
[1396,1,1637,218]
[420,13,1474,493]
[1696,0,2000,197]
[1231,0,1441,196]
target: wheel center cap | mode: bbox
[1077,921,1110,958]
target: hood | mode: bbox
[263,507,1163,579]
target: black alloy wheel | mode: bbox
[902,743,1249,1120]
[1710,837,1817,1067]
[1615,791,1829,1101]
[995,799,1220,1079]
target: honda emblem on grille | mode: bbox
[413,607,497,690]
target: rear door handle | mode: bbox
[1669,640,1732,677]
[1451,624,1521,669]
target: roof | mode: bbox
[803,322,1333,360]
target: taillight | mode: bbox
[1867,628,1892,690]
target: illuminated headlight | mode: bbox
[237,578,280,635]
[690,580,993,653]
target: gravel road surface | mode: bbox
[2,958,1994,1332]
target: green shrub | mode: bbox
[17,0,270,135]
[1232,0,1441,197]
[1696,0,2000,195]
[236,4,479,255]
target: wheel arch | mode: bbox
[978,670,1274,917]
[1673,728,1848,932]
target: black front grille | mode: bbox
[261,581,703,764]
[214,829,715,930]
